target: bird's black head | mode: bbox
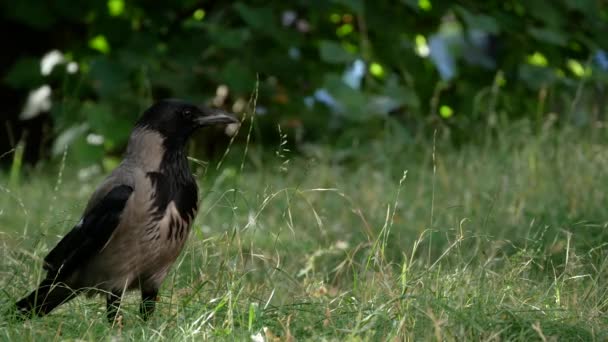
[135,99,238,148]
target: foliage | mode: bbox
[2,123,608,339]
[2,0,608,159]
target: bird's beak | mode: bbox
[195,108,239,126]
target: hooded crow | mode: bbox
[14,99,238,322]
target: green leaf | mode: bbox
[400,0,420,11]
[439,105,453,118]
[565,0,597,14]
[220,59,256,94]
[518,64,557,89]
[455,7,500,34]
[52,123,89,156]
[528,27,567,46]
[207,26,251,50]
[50,99,82,132]
[382,76,420,109]
[233,2,287,44]
[323,74,368,120]
[89,35,111,54]
[234,3,274,31]
[107,0,125,17]
[83,102,132,149]
[525,0,563,27]
[332,0,363,14]
[367,96,401,115]
[69,135,105,165]
[247,303,256,331]
[319,41,355,64]
[88,57,130,99]
[4,58,42,89]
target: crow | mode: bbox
[14,99,238,322]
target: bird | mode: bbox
[13,99,238,323]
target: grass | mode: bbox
[1,120,608,340]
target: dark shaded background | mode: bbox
[2,0,607,167]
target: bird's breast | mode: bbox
[147,200,196,242]
[140,174,198,259]
[145,171,198,223]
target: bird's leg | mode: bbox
[106,291,122,324]
[140,288,159,321]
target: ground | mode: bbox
[1,122,607,340]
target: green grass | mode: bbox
[1,121,608,340]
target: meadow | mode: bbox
[1,121,608,340]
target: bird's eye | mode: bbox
[182,109,193,119]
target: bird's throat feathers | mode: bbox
[126,127,198,224]
[126,127,192,177]
[125,128,167,171]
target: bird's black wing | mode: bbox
[43,184,133,279]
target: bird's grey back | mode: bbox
[83,128,166,214]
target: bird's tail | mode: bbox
[14,279,79,319]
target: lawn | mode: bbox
[1,122,607,340]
